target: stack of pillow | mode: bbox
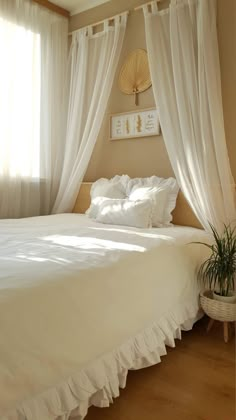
[86,175,179,229]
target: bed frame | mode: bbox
[73,182,202,229]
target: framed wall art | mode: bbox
[110,108,160,140]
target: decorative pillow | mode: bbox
[85,196,107,219]
[95,198,152,228]
[129,186,170,227]
[128,176,179,226]
[90,178,126,199]
[86,178,126,218]
[127,175,178,195]
[109,174,131,192]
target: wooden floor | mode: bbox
[86,317,235,420]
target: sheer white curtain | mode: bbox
[0,0,68,218]
[52,14,127,214]
[143,0,236,231]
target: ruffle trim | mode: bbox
[3,301,201,420]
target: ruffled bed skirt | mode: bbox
[4,301,202,420]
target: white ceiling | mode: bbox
[50,0,111,15]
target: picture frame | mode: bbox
[109,108,160,140]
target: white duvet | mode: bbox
[0,214,209,420]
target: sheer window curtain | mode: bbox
[0,0,68,218]
[143,0,236,232]
[52,14,127,214]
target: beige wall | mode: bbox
[69,0,236,182]
[217,0,236,182]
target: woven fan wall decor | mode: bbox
[118,49,152,105]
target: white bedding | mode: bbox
[0,214,210,420]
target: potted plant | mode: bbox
[197,223,236,303]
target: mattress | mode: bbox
[0,214,210,420]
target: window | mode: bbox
[0,17,41,178]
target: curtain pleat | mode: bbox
[143,0,236,231]
[52,15,127,214]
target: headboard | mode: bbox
[73,182,202,229]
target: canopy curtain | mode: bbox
[0,0,68,218]
[143,0,236,232]
[52,14,127,214]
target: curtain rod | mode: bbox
[134,0,162,12]
[32,0,70,18]
[68,1,165,36]
[68,11,129,36]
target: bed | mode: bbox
[0,183,210,420]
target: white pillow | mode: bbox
[128,176,179,226]
[109,174,131,192]
[90,178,126,199]
[86,178,126,218]
[95,198,152,228]
[129,186,170,227]
[85,196,107,219]
[127,176,178,195]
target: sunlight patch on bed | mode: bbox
[88,226,174,241]
[16,254,72,264]
[21,256,46,262]
[41,235,147,252]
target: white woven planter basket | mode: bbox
[200,290,236,322]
